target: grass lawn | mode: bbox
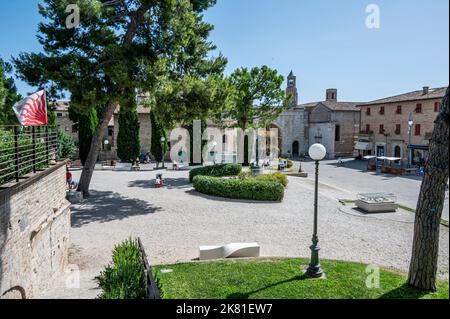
[154,258,449,299]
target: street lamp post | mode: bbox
[408,114,414,168]
[160,136,166,169]
[306,143,327,279]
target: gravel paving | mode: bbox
[37,166,449,299]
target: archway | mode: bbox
[292,141,299,157]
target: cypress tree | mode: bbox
[77,107,98,166]
[150,111,168,168]
[117,108,141,164]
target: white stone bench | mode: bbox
[114,163,132,171]
[199,243,260,261]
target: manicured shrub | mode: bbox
[96,238,146,299]
[256,172,288,187]
[237,171,288,187]
[193,175,284,202]
[189,164,242,182]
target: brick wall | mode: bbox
[0,162,71,299]
[359,98,441,159]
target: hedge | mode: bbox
[96,238,146,299]
[189,164,242,182]
[193,175,284,202]
[238,171,289,188]
[256,172,288,187]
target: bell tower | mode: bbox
[286,70,298,106]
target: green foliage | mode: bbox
[238,171,288,187]
[217,66,290,130]
[14,0,226,129]
[153,75,230,129]
[192,175,284,202]
[189,164,242,182]
[57,129,76,159]
[96,238,146,300]
[117,108,141,163]
[77,107,98,166]
[155,258,449,299]
[0,58,20,126]
[150,111,167,163]
[256,172,288,187]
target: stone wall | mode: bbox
[273,108,309,158]
[0,162,71,299]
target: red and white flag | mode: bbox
[13,90,48,126]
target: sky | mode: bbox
[0,0,448,103]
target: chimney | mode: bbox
[326,89,337,102]
[423,86,429,95]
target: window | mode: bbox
[415,124,421,136]
[396,105,402,114]
[415,103,422,113]
[395,124,401,135]
[57,113,63,117]
[108,126,114,137]
[379,124,384,134]
[434,102,440,112]
[335,125,341,142]
[366,108,371,116]
[365,124,371,133]
[379,106,385,115]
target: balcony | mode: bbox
[359,130,374,139]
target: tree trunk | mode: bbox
[77,101,119,196]
[408,87,449,291]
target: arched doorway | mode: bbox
[266,124,283,157]
[394,145,401,158]
[292,141,299,157]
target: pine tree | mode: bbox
[150,111,167,168]
[0,58,20,126]
[14,0,226,195]
[117,108,141,164]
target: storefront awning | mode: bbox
[355,142,373,150]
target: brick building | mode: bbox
[356,86,447,165]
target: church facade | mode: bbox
[272,71,361,159]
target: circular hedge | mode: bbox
[192,175,284,202]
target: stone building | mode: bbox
[356,86,447,164]
[272,72,361,159]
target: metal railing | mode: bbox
[0,125,59,186]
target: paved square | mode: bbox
[38,164,449,298]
